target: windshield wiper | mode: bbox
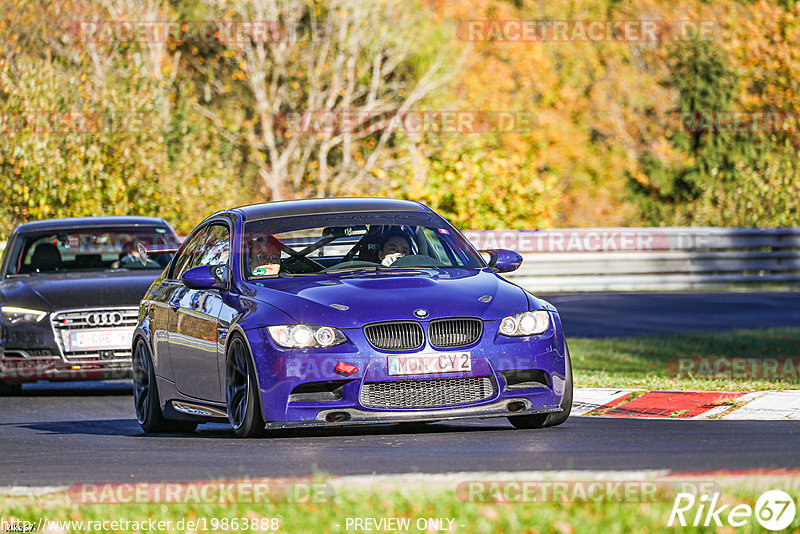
[325,265,379,274]
[6,273,30,278]
[377,265,443,271]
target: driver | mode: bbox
[249,236,282,277]
[112,240,142,268]
[378,233,412,267]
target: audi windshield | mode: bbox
[4,226,179,277]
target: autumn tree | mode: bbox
[189,0,460,201]
[0,0,246,237]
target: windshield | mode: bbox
[5,226,179,276]
[242,211,484,279]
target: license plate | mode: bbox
[5,360,50,370]
[387,352,471,376]
[69,328,133,350]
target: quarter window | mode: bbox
[196,224,230,267]
[171,227,208,279]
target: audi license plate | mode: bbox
[4,360,51,371]
[387,352,471,376]
[69,328,133,350]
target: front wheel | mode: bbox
[226,336,267,438]
[509,345,573,429]
[0,379,22,396]
[133,339,197,434]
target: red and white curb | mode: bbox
[573,388,800,420]
[571,388,638,415]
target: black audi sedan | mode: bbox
[0,216,179,394]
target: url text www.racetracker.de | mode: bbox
[0,517,281,533]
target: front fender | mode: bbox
[132,314,173,381]
[220,299,297,417]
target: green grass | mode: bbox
[2,477,799,533]
[571,327,800,391]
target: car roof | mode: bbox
[14,216,171,233]
[232,197,432,222]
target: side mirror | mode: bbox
[481,249,523,273]
[181,265,229,290]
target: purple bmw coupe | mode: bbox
[133,198,572,437]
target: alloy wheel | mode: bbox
[226,337,250,429]
[133,340,151,424]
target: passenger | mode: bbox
[378,233,412,266]
[249,237,282,277]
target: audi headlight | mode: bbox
[498,310,550,336]
[0,306,48,325]
[267,325,347,348]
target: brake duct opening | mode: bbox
[324,412,351,423]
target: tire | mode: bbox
[226,336,267,438]
[509,345,573,429]
[0,379,22,396]
[133,339,197,434]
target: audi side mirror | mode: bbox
[181,265,228,290]
[480,249,523,273]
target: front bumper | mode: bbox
[0,350,132,382]
[246,315,569,425]
[267,398,562,428]
[1,311,134,383]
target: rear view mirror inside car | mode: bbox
[322,225,368,238]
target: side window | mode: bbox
[196,224,230,267]
[170,227,208,279]
[421,227,466,265]
[421,228,450,263]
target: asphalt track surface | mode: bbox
[2,291,799,486]
[3,385,800,486]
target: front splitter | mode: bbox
[266,398,562,429]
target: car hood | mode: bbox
[243,268,543,329]
[0,271,160,312]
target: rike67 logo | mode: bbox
[669,490,796,530]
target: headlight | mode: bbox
[267,325,347,348]
[498,310,550,336]
[0,306,48,325]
